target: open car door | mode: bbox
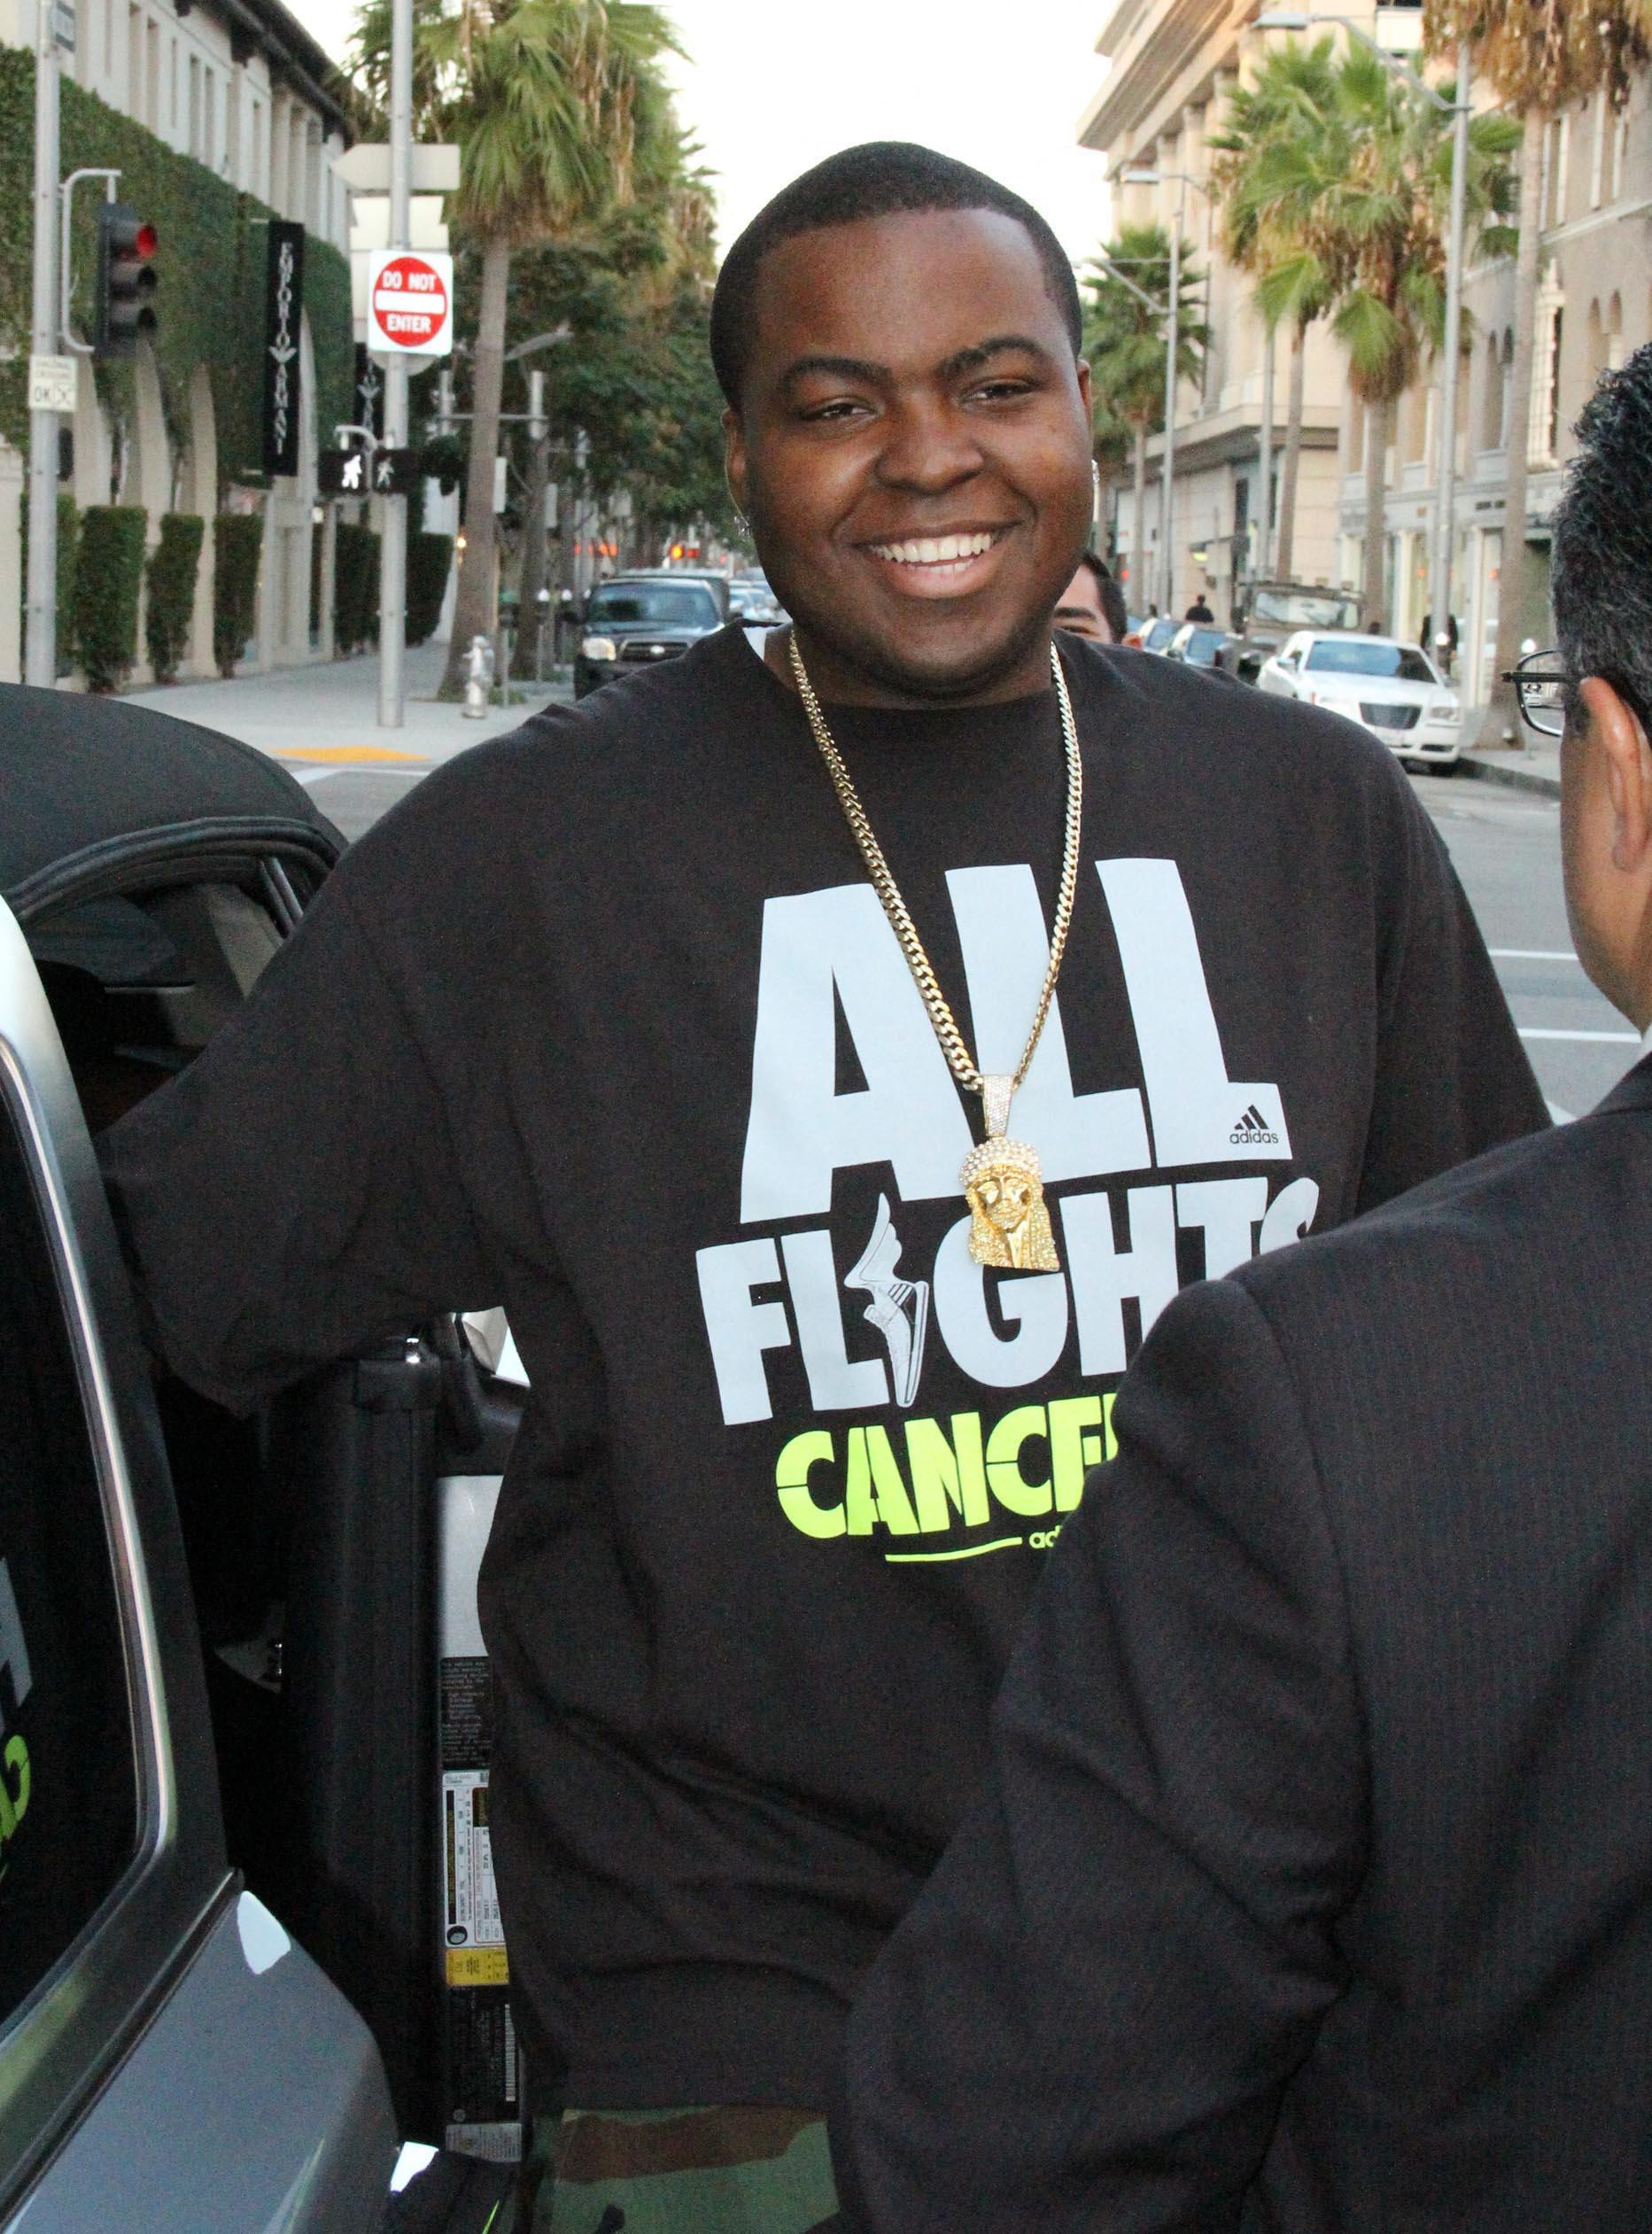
[1,685,530,2199]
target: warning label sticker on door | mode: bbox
[444,1770,503,1954]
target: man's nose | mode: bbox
[873,398,985,493]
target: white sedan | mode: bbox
[1256,631,1463,768]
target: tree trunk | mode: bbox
[1131,423,1148,614]
[1478,106,1547,744]
[1361,392,1393,633]
[1276,321,1307,582]
[440,231,512,699]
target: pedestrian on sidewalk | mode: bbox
[101,141,1545,2234]
[834,344,1652,2234]
[1183,593,1214,622]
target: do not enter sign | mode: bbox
[367,249,454,356]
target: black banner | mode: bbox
[262,221,305,477]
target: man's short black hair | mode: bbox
[1552,342,1652,726]
[1077,549,1130,644]
[710,141,1083,410]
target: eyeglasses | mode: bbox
[1501,648,1570,738]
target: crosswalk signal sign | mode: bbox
[95,204,159,358]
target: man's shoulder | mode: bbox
[1071,640,1415,798]
[1228,1083,1652,1397]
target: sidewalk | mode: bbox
[126,643,572,839]
[1459,738,1560,800]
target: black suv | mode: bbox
[574,575,726,698]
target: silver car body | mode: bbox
[1256,631,1464,764]
[0,896,398,2231]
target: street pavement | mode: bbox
[127,644,572,843]
[127,648,1633,1122]
[1411,771,1640,1120]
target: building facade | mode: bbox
[0,0,353,685]
[1079,0,1652,703]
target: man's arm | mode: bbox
[832,1276,1368,2233]
[101,856,494,1415]
[1359,783,1548,1210]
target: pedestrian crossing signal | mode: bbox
[95,204,158,358]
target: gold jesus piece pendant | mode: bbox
[961,1075,1059,1274]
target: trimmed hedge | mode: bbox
[74,506,147,692]
[16,491,81,677]
[213,512,263,679]
[144,512,205,683]
[407,532,453,647]
[335,522,381,654]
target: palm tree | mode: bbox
[1211,41,1339,582]
[349,0,679,696]
[1082,227,1208,614]
[1423,0,1648,739]
[1224,41,1516,632]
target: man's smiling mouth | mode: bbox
[859,527,1014,593]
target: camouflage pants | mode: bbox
[524,2106,840,2234]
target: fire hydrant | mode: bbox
[462,633,495,718]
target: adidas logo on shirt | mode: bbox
[1229,1104,1281,1146]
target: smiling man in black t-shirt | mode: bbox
[105,143,1545,2233]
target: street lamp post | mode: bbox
[1255,12,1470,663]
[1120,167,1207,619]
[26,0,63,687]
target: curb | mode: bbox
[1459,751,1561,801]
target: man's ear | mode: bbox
[723,406,748,516]
[1579,676,1652,873]
[1075,356,1093,423]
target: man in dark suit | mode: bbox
[831,345,1652,2230]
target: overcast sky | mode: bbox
[286,0,1115,266]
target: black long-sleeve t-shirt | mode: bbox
[102,625,1547,2106]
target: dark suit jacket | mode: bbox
[834,1056,1652,2232]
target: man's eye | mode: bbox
[799,399,870,423]
[968,378,1035,404]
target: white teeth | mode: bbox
[872,530,997,565]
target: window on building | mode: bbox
[0,1090,142,2031]
[1589,86,1608,207]
[127,4,141,113]
[1544,305,1565,458]
[145,19,160,131]
[187,53,200,157]
[1610,105,1628,201]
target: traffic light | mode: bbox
[95,203,158,357]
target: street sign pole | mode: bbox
[376,0,412,728]
[26,0,64,686]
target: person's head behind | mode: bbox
[1055,551,1128,645]
[715,143,1093,710]
[1552,343,1652,1029]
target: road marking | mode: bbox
[270,744,430,764]
[1518,1027,1639,1043]
[1489,948,1579,962]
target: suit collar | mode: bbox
[1596,1048,1652,1117]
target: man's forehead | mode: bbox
[749,207,1069,384]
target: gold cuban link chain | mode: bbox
[786,630,1084,1111]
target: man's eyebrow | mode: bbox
[939,334,1056,380]
[778,334,1058,397]
[778,353,889,395]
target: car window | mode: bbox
[1305,640,1436,681]
[0,1085,140,2032]
[1253,587,1363,631]
[1145,620,1178,650]
[586,584,720,628]
[1188,630,1226,660]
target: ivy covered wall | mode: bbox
[0,46,352,482]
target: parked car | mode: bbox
[0,688,520,2229]
[1164,622,1235,669]
[1219,580,1364,684]
[1133,617,1181,655]
[575,575,727,698]
[728,579,784,625]
[1256,631,1464,768]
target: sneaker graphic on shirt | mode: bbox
[1229,1103,1281,1146]
[844,1194,930,1408]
